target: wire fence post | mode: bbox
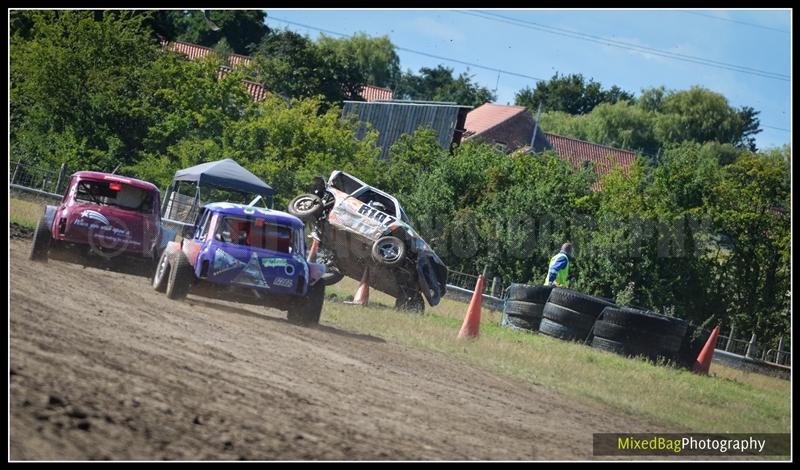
[55,163,67,194]
[745,333,757,359]
[725,323,735,352]
[777,336,785,364]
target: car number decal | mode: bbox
[357,203,396,226]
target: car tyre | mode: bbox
[287,281,325,326]
[371,236,406,266]
[288,194,324,221]
[166,250,193,300]
[153,249,172,293]
[29,215,51,262]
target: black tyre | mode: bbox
[287,281,325,326]
[548,288,616,318]
[542,302,596,331]
[152,249,171,293]
[591,336,628,355]
[676,324,709,369]
[538,318,583,340]
[600,307,688,338]
[395,290,425,314]
[371,236,406,266]
[504,300,544,318]
[166,250,193,300]
[288,194,324,221]
[592,320,683,352]
[502,312,540,331]
[320,269,345,286]
[29,215,51,262]
[506,284,553,304]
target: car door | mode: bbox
[334,188,399,240]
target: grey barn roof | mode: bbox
[342,100,472,159]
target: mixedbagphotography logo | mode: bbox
[593,433,790,457]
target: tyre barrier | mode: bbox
[590,306,689,362]
[506,284,553,304]
[501,300,544,332]
[539,289,617,342]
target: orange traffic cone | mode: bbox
[693,325,721,375]
[345,266,370,306]
[306,238,319,263]
[458,275,485,339]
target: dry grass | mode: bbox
[319,283,790,434]
[10,197,46,229]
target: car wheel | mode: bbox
[371,236,406,266]
[152,249,171,293]
[165,250,193,300]
[287,281,325,326]
[29,214,51,262]
[288,194,324,221]
[395,290,425,314]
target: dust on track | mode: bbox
[10,237,668,460]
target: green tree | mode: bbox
[515,73,635,115]
[706,148,790,341]
[655,86,761,152]
[395,65,496,107]
[11,11,161,171]
[151,10,269,55]
[317,33,401,89]
[250,29,367,104]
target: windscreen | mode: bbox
[216,216,295,253]
[75,180,155,213]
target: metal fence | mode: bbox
[10,160,69,196]
[446,269,508,298]
[709,326,790,367]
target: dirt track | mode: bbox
[10,237,665,460]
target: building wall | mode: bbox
[466,112,537,153]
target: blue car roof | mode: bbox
[204,203,304,229]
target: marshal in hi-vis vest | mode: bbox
[544,252,570,287]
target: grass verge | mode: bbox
[323,278,789,434]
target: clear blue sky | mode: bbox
[263,8,791,151]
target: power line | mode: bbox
[459,11,789,82]
[762,125,790,132]
[267,16,546,82]
[266,15,789,134]
[683,11,790,34]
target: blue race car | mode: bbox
[153,202,326,326]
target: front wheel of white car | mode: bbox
[371,236,406,266]
[288,194,324,221]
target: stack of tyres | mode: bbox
[540,288,616,341]
[592,307,689,362]
[675,322,711,369]
[501,284,553,332]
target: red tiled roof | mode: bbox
[164,40,253,68]
[463,103,528,138]
[241,79,269,102]
[217,68,269,102]
[359,85,394,102]
[543,132,637,191]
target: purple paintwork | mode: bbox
[172,203,324,298]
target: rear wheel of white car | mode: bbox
[288,194,324,221]
[152,249,171,293]
[395,290,425,314]
[29,215,51,262]
[287,281,325,326]
[166,250,193,300]
[371,236,406,266]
